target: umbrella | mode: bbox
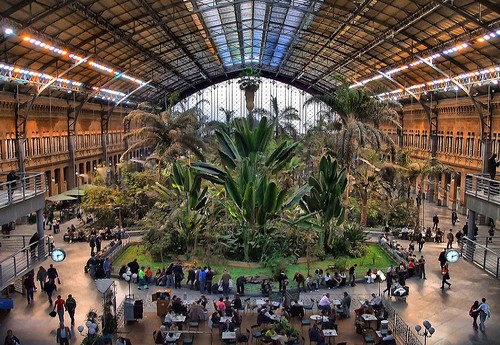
[46,194,77,202]
[63,187,87,196]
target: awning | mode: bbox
[46,194,77,202]
[63,187,87,196]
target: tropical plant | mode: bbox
[238,67,262,118]
[304,77,401,169]
[351,166,386,227]
[300,155,347,252]
[152,163,208,255]
[121,92,206,164]
[254,95,300,138]
[192,117,310,261]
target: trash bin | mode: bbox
[133,299,143,319]
[123,297,135,322]
[380,320,389,336]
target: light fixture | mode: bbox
[122,270,138,297]
[352,29,499,88]
[415,320,435,345]
[4,27,14,35]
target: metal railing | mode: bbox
[460,237,500,278]
[0,172,48,208]
[0,235,50,290]
[383,296,423,345]
[0,234,35,252]
[465,174,500,205]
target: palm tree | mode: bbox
[207,107,236,133]
[351,166,385,227]
[304,79,401,170]
[254,96,300,138]
[121,92,206,164]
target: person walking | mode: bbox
[95,235,102,253]
[446,229,454,249]
[28,232,39,260]
[469,300,480,330]
[47,233,55,254]
[348,264,357,286]
[6,170,18,202]
[44,279,57,305]
[438,248,447,268]
[3,329,20,345]
[47,264,59,283]
[36,265,47,292]
[53,295,66,324]
[432,215,439,230]
[451,211,458,226]
[474,297,491,331]
[56,322,71,345]
[419,256,426,279]
[488,154,500,179]
[24,272,35,305]
[440,263,451,289]
[221,268,231,296]
[89,235,96,256]
[103,258,112,279]
[65,294,77,326]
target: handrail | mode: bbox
[0,235,50,290]
[0,172,48,208]
[382,296,423,345]
[460,237,500,279]
[465,174,500,205]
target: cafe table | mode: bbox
[322,329,337,344]
[310,314,322,322]
[220,316,233,323]
[332,299,341,306]
[162,331,181,344]
[222,331,237,340]
[362,313,378,329]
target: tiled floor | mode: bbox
[0,199,499,345]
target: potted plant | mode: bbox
[237,67,262,115]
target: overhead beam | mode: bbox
[69,1,196,91]
[135,0,212,82]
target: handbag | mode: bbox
[49,311,57,317]
[57,278,61,284]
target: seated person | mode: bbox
[188,301,206,322]
[257,306,277,325]
[261,279,272,297]
[331,272,341,288]
[221,319,235,333]
[210,311,221,328]
[290,302,305,319]
[408,241,415,252]
[308,324,326,345]
[365,269,375,283]
[391,282,408,297]
[338,292,351,318]
[435,229,443,243]
[224,296,233,316]
[355,301,371,317]
[369,293,382,309]
[154,329,165,344]
[216,297,226,316]
[231,310,242,327]
[380,330,396,345]
[118,265,127,279]
[196,295,208,310]
[323,273,332,288]
[163,311,174,328]
[306,275,314,292]
[339,272,347,287]
[233,294,242,310]
[171,297,187,315]
[318,293,332,314]
[377,306,388,330]
[321,312,336,330]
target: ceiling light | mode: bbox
[4,28,14,35]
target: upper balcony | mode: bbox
[0,172,48,225]
[465,174,500,220]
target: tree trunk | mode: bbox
[245,88,256,121]
[361,195,368,227]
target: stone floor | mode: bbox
[0,199,499,345]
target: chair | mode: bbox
[237,329,250,345]
[363,329,376,345]
[183,335,194,345]
[153,330,164,345]
[250,324,262,344]
[303,299,314,315]
[189,321,199,330]
[300,318,311,330]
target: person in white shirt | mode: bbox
[474,297,491,331]
[369,293,382,308]
[318,293,331,314]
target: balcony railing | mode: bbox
[465,174,500,205]
[460,237,500,279]
[0,172,48,208]
[0,235,50,290]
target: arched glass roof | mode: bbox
[0,0,498,105]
